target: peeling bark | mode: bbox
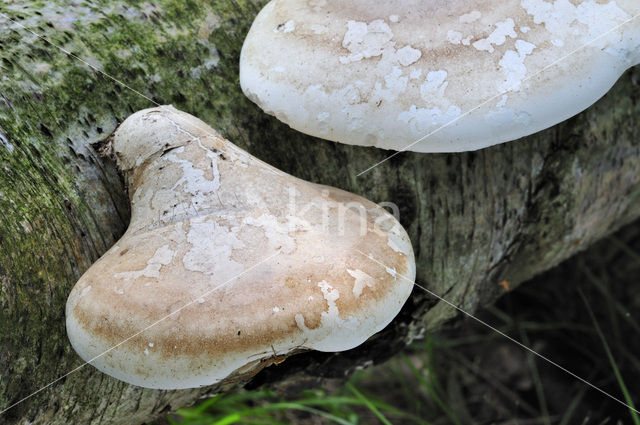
[0,1,639,424]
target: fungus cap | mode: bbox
[65,105,415,389]
[240,0,640,152]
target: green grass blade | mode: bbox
[559,383,589,425]
[211,413,244,425]
[579,289,640,425]
[346,382,393,425]
[247,403,356,425]
[401,355,462,425]
[520,328,551,425]
[581,264,640,335]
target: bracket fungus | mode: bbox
[65,106,415,389]
[240,0,640,152]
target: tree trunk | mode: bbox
[0,1,639,424]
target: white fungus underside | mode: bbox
[240,0,640,152]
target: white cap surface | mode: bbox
[240,0,640,152]
[66,106,415,389]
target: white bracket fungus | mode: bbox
[239,0,640,152]
[65,106,415,389]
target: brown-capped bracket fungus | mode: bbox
[65,105,415,389]
[239,0,640,152]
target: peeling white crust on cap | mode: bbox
[65,105,415,389]
[239,0,640,152]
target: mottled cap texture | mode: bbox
[66,105,416,389]
[240,0,640,152]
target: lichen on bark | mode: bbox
[0,1,639,424]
